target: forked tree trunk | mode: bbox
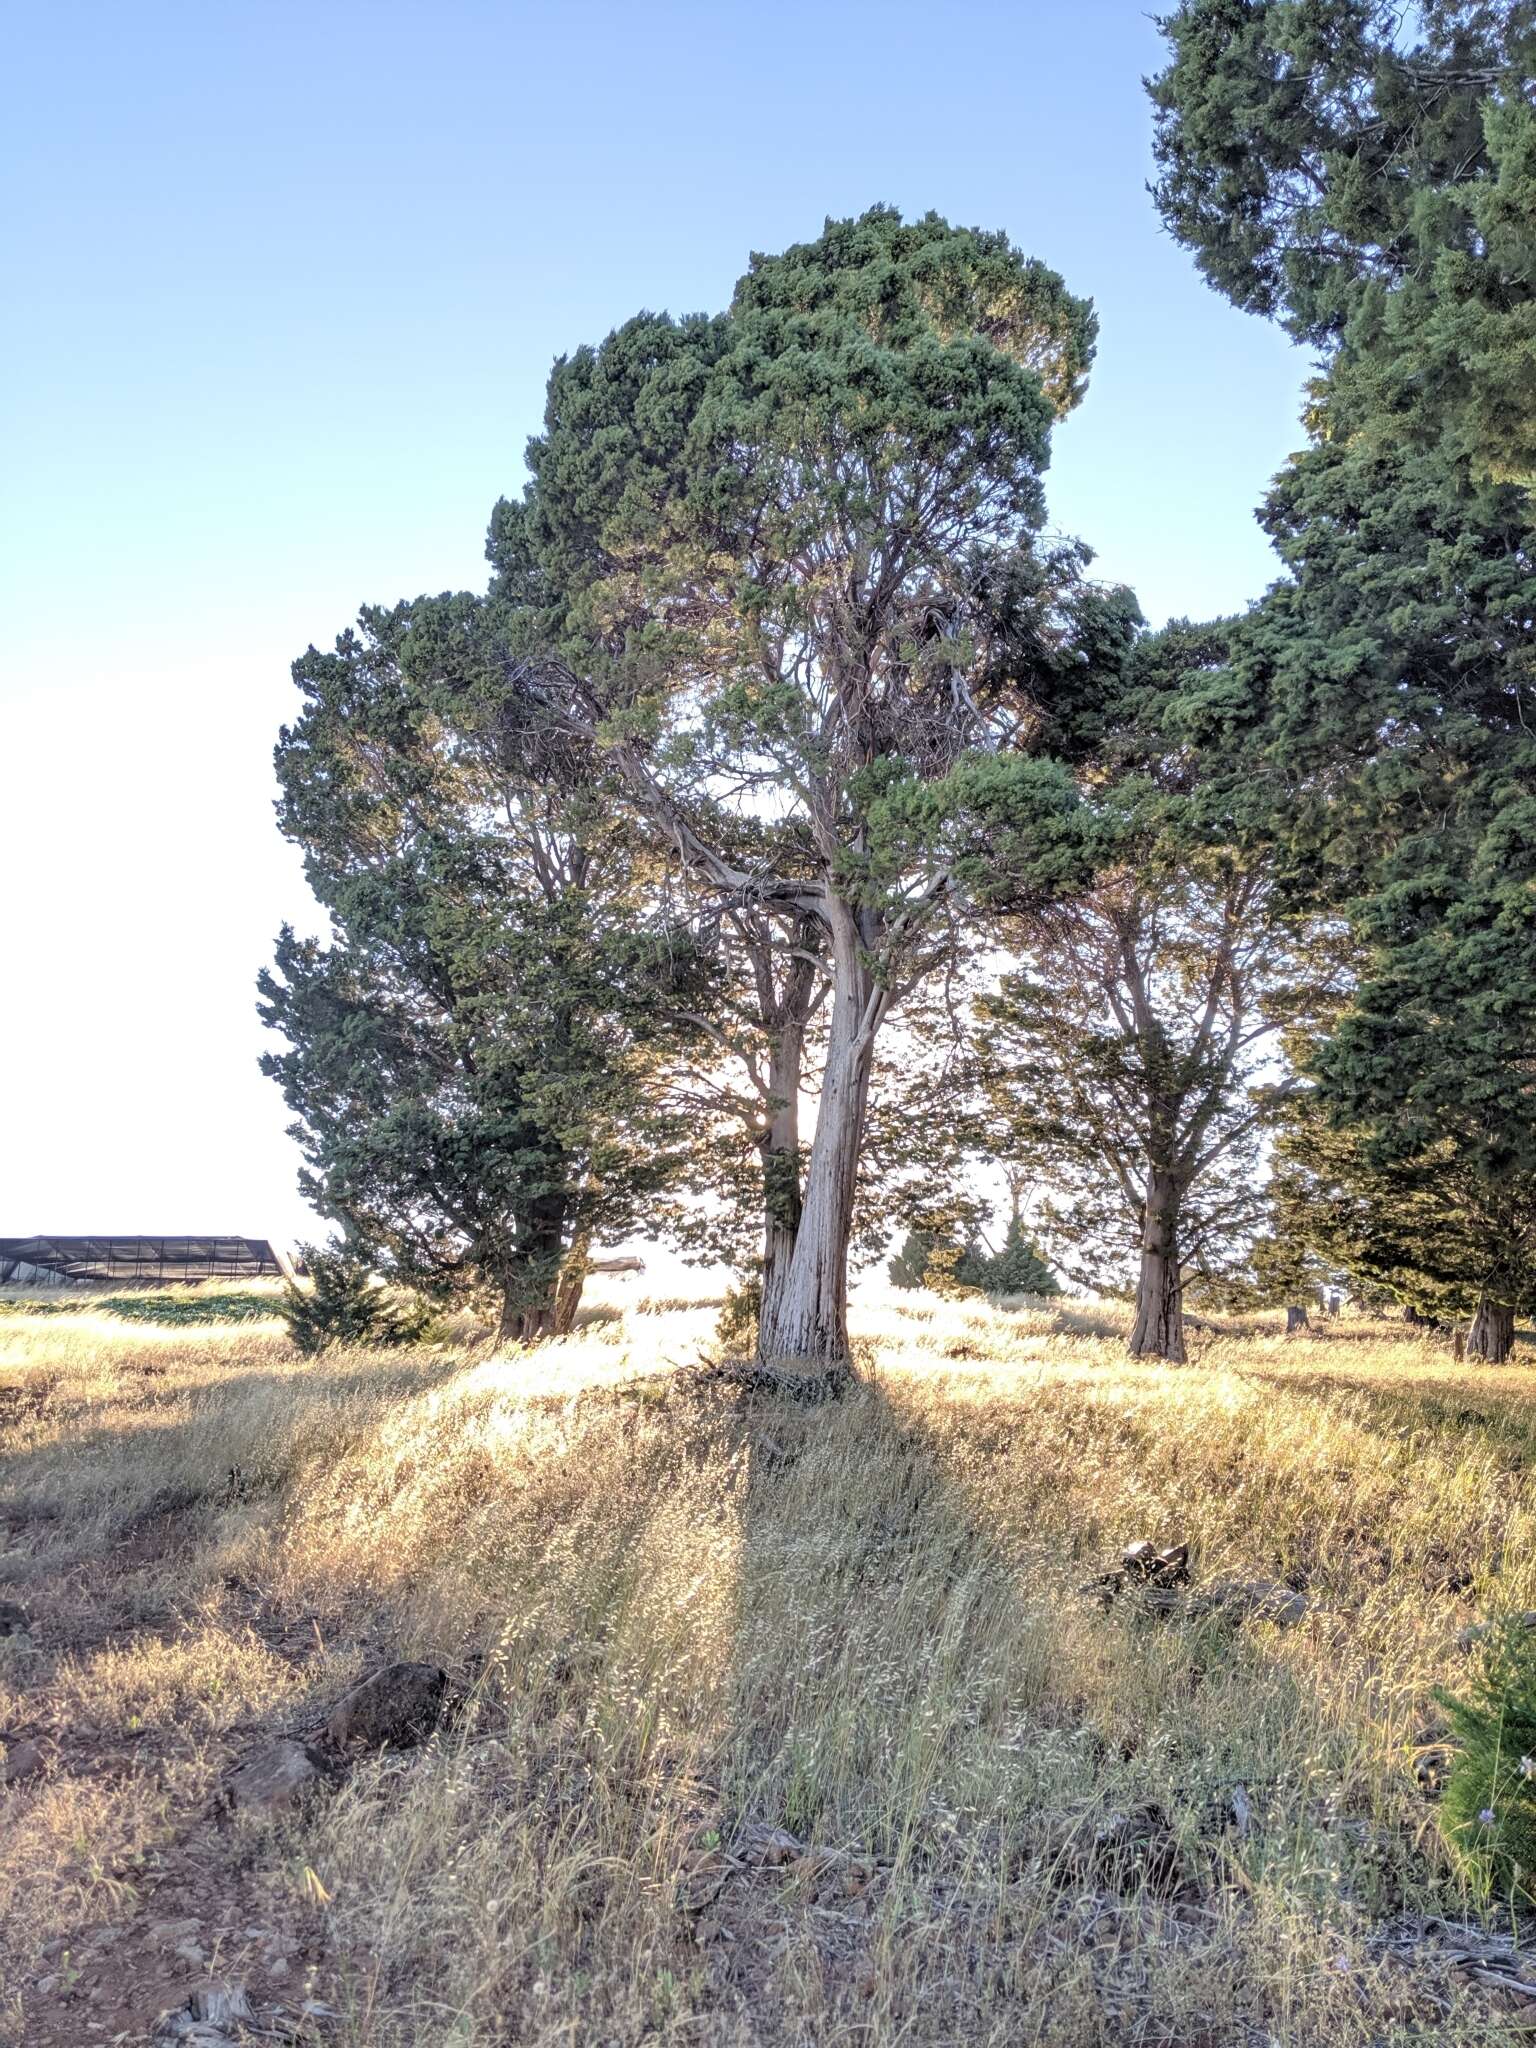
[1128,1170,1186,1364]
[758,1013,806,1336]
[552,1237,589,1334]
[499,1286,552,1346]
[1286,1304,1310,1334]
[1466,1297,1516,1364]
[756,917,879,1389]
[495,1220,586,1347]
[498,1269,586,1344]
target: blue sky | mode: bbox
[1,0,1307,1247]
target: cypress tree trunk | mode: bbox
[552,1237,589,1335]
[758,1014,806,1333]
[756,913,879,1388]
[1466,1297,1515,1364]
[1128,1170,1186,1364]
[499,1285,552,1345]
[498,1260,584,1343]
[494,1203,578,1347]
[1286,1304,1310,1334]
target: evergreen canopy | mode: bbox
[482,207,1135,1375]
[262,595,697,1340]
[1149,0,1536,1351]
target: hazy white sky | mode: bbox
[1,1,1306,1249]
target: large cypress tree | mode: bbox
[1149,0,1536,1356]
[492,208,1132,1385]
[261,594,695,1343]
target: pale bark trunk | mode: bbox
[1128,1170,1186,1364]
[756,914,879,1388]
[1285,1304,1310,1334]
[1466,1297,1515,1364]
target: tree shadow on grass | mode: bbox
[688,1366,1283,2041]
[999,1298,1131,1342]
[0,1354,471,1555]
[691,1372,1031,2034]
[676,1345,1531,2043]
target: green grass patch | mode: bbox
[0,1290,280,1324]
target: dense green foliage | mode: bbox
[978,1214,1063,1297]
[887,1217,1059,1298]
[279,1246,435,1357]
[1437,1618,1536,1904]
[1259,1086,1531,1325]
[1234,452,1536,1335]
[259,25,1535,1367]
[1150,0,1536,1349]
[262,597,698,1340]
[1150,0,1536,485]
[0,1291,277,1325]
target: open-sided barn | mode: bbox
[0,1236,294,1287]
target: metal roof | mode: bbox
[0,1236,293,1284]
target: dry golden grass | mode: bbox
[3,1280,1536,2044]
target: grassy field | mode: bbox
[4,1281,1536,2045]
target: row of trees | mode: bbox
[1147,0,1536,1359]
[262,3,1535,1381]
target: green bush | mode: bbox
[888,1230,938,1290]
[888,1221,1059,1298]
[887,1230,980,1296]
[2,1291,275,1323]
[714,1278,761,1356]
[1436,1618,1536,1903]
[977,1216,1061,1297]
[280,1246,435,1357]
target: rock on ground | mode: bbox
[1195,1579,1309,1628]
[155,1983,254,2046]
[1,1738,43,1785]
[326,1660,447,1749]
[223,1739,327,1816]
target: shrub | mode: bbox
[714,1278,761,1355]
[887,1230,981,1296]
[978,1216,1060,1297]
[889,1221,1059,1298]
[1436,1618,1536,1903]
[280,1245,435,1356]
[888,1230,937,1290]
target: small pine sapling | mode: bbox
[1436,1618,1536,1904]
[280,1245,434,1357]
[714,1279,762,1358]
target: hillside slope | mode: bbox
[3,1285,1534,2044]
